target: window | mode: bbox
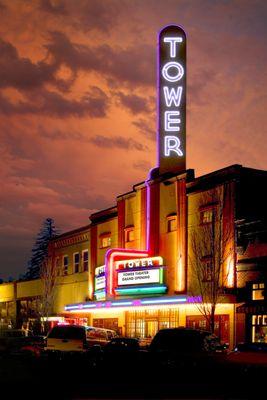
[252,283,265,301]
[125,309,179,339]
[48,326,85,340]
[124,226,134,242]
[201,257,212,282]
[55,257,61,276]
[199,203,217,225]
[73,253,80,274]
[63,255,69,275]
[199,320,207,329]
[167,214,177,232]
[200,209,213,224]
[93,318,119,331]
[252,315,267,342]
[100,233,111,248]
[82,250,89,272]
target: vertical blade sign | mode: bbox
[158,25,186,174]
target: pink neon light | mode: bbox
[132,299,141,306]
[145,179,151,251]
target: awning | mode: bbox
[64,294,203,312]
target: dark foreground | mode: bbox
[0,353,266,400]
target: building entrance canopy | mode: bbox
[65,295,202,313]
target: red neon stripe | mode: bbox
[106,249,149,297]
[117,199,125,248]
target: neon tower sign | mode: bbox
[158,25,186,174]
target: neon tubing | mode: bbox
[105,248,148,297]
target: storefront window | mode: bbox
[93,318,121,335]
[126,309,179,339]
[186,315,229,344]
[252,315,267,343]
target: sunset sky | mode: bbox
[0,0,267,280]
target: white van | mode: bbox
[45,325,117,355]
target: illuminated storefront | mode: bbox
[236,281,267,343]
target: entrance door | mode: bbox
[146,320,158,338]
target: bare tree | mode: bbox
[189,183,235,333]
[38,258,57,333]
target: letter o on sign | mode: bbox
[162,61,184,82]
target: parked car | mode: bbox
[44,325,117,359]
[103,337,140,358]
[100,337,144,374]
[98,328,227,377]
[234,342,267,352]
[0,329,45,358]
[143,327,228,374]
[227,342,267,370]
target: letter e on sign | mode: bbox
[158,25,186,174]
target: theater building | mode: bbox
[1,25,266,347]
[42,164,264,349]
[1,163,266,347]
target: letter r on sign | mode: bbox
[164,136,183,157]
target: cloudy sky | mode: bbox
[0,0,266,280]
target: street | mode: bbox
[0,352,266,400]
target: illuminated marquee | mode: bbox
[98,252,166,298]
[118,269,161,286]
[114,256,166,296]
[158,25,186,174]
[105,249,149,297]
